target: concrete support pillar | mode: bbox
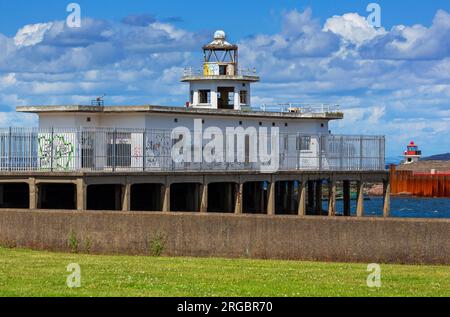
[343,180,351,217]
[162,184,170,212]
[76,178,86,211]
[235,183,243,214]
[122,183,131,212]
[29,178,37,210]
[200,183,208,213]
[267,181,276,215]
[328,180,336,216]
[315,180,322,214]
[356,181,365,217]
[383,179,391,217]
[298,180,306,216]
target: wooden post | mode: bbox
[76,178,86,211]
[315,180,322,215]
[356,181,364,217]
[234,182,243,214]
[328,180,336,216]
[200,183,208,213]
[343,180,351,216]
[162,184,170,212]
[383,179,391,217]
[267,180,276,215]
[298,180,306,216]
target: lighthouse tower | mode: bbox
[403,141,422,164]
[182,30,259,110]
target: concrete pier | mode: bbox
[0,171,388,217]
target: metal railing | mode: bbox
[253,103,341,114]
[0,127,385,173]
[182,67,258,77]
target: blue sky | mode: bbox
[0,0,450,157]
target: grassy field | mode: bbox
[0,247,449,297]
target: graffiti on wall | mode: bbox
[145,133,171,169]
[38,134,75,170]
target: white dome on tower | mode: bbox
[214,30,226,40]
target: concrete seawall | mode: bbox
[0,209,449,264]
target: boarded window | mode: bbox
[107,133,131,167]
[240,90,247,104]
[199,90,211,104]
[297,136,311,151]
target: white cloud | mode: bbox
[14,22,53,47]
[324,13,386,45]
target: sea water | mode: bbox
[325,197,450,219]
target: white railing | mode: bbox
[182,67,258,77]
[0,127,385,173]
[254,103,341,114]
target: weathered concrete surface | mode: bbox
[0,209,449,264]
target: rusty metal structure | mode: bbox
[390,165,450,197]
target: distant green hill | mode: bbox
[421,153,450,161]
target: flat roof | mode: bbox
[16,105,344,120]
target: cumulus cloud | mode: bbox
[324,13,386,45]
[14,22,53,47]
[360,10,450,60]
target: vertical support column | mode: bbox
[267,180,276,215]
[122,183,131,212]
[298,180,306,216]
[383,179,391,217]
[200,183,208,213]
[343,180,351,217]
[29,178,37,210]
[315,180,322,215]
[234,182,243,214]
[76,178,87,211]
[328,180,336,216]
[356,181,365,217]
[162,183,171,212]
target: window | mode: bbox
[190,90,194,104]
[219,65,227,75]
[240,90,247,104]
[199,90,211,104]
[297,136,311,151]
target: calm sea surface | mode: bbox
[325,197,450,219]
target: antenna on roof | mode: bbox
[91,94,106,106]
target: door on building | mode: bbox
[217,87,235,109]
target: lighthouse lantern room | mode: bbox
[403,141,422,164]
[182,30,259,110]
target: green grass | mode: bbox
[0,247,448,297]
